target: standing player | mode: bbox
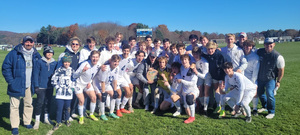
[73,51,101,124]
[178,54,199,123]
[152,38,163,57]
[220,62,257,123]
[79,37,98,63]
[98,36,120,65]
[186,34,201,54]
[173,43,196,65]
[138,41,149,58]
[242,40,260,116]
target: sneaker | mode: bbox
[71,113,78,118]
[266,114,275,119]
[33,121,40,130]
[120,108,131,114]
[219,110,226,118]
[245,116,252,123]
[184,117,195,124]
[53,123,62,130]
[213,106,221,113]
[25,124,33,129]
[108,113,120,119]
[44,118,53,125]
[90,114,99,121]
[79,116,84,124]
[258,108,267,113]
[145,105,149,111]
[69,117,74,122]
[151,108,157,114]
[100,115,108,121]
[116,110,123,117]
[133,103,142,109]
[12,128,19,135]
[204,110,208,117]
[66,120,71,127]
[173,110,181,117]
[129,107,134,113]
[253,110,258,116]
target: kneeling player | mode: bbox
[219,62,256,123]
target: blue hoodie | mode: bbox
[2,44,41,97]
[33,57,57,89]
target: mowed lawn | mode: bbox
[0,42,300,135]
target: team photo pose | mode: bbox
[73,50,101,124]
[79,37,98,63]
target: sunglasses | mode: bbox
[72,43,79,46]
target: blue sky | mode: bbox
[0,0,299,34]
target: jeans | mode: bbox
[56,99,71,123]
[35,88,53,115]
[257,79,276,114]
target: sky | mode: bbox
[0,0,299,34]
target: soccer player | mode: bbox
[178,54,199,123]
[186,34,201,54]
[242,40,260,116]
[128,36,138,58]
[73,51,101,124]
[191,47,211,116]
[98,36,120,65]
[166,43,178,68]
[199,36,209,55]
[145,35,154,48]
[79,37,98,63]
[220,62,257,123]
[96,54,122,120]
[152,38,163,57]
[138,41,149,58]
[173,43,196,65]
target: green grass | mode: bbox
[0,42,300,134]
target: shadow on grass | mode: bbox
[0,102,11,131]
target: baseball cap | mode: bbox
[149,50,158,57]
[23,35,34,43]
[239,32,247,37]
[264,38,274,44]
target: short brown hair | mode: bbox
[89,50,100,58]
[243,40,255,47]
[157,56,168,63]
[180,54,190,61]
[226,33,235,39]
[86,36,96,44]
[111,54,121,61]
[105,36,115,44]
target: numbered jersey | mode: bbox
[118,55,134,83]
[99,65,119,87]
[51,67,74,100]
[73,60,100,86]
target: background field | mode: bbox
[0,42,300,135]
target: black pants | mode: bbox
[35,88,53,115]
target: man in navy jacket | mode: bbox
[2,36,41,135]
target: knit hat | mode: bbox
[43,45,54,56]
[62,53,72,64]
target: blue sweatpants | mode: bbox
[56,99,71,123]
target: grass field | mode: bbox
[0,42,300,135]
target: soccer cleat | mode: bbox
[258,108,267,113]
[213,106,221,113]
[219,110,226,118]
[266,114,275,119]
[33,121,40,130]
[53,123,62,130]
[44,118,53,125]
[133,103,142,109]
[79,116,84,124]
[108,113,120,119]
[66,120,71,127]
[173,111,181,117]
[145,105,149,111]
[25,124,33,129]
[184,117,195,124]
[116,110,123,117]
[71,113,78,118]
[151,108,157,114]
[245,116,252,123]
[253,110,258,116]
[129,107,134,113]
[90,114,99,121]
[12,128,19,135]
[69,117,74,122]
[100,115,108,121]
[120,108,131,114]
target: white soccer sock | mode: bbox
[252,97,258,110]
[116,98,121,110]
[106,95,111,108]
[189,104,195,117]
[90,102,96,115]
[44,113,49,120]
[204,97,209,111]
[78,105,84,117]
[100,102,105,115]
[175,100,181,111]
[35,115,40,122]
[135,92,143,103]
[110,99,116,114]
[154,94,160,109]
[215,93,220,106]
[199,97,204,106]
[121,97,129,109]
[128,97,133,107]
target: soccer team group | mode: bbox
[2,32,285,134]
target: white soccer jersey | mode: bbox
[79,45,98,63]
[195,57,209,79]
[99,65,119,87]
[221,44,248,73]
[128,58,141,77]
[98,48,119,66]
[119,55,135,83]
[73,60,100,87]
[224,72,257,105]
[152,47,163,57]
[180,66,198,94]
[244,51,259,84]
